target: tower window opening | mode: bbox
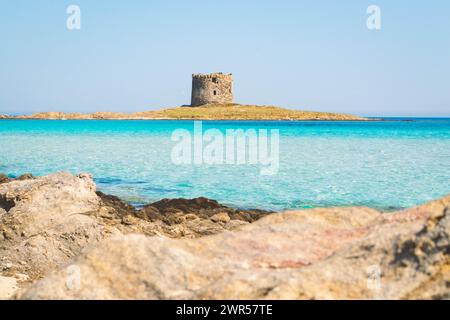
[213,90,217,95]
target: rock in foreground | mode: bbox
[1,171,448,300]
[0,172,116,287]
[0,172,269,298]
[20,192,450,299]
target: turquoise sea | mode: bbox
[0,119,449,211]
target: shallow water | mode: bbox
[0,118,449,211]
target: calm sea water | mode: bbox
[1,119,449,211]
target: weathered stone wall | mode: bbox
[191,73,233,106]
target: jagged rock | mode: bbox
[139,197,271,225]
[0,172,122,295]
[2,171,448,300]
[16,173,34,181]
[99,194,271,238]
[281,196,450,300]
[0,173,34,185]
[210,212,231,223]
[0,172,270,299]
[96,191,136,218]
[0,174,9,184]
[18,195,450,299]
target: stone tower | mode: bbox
[191,73,233,106]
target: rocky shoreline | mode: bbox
[0,172,449,299]
[0,104,367,121]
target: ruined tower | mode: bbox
[191,73,233,106]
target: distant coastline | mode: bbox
[0,104,367,121]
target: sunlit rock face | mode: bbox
[15,179,450,299]
[0,172,270,299]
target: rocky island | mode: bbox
[0,73,367,121]
[0,172,448,300]
[0,104,367,121]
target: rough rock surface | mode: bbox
[135,197,270,237]
[96,192,271,239]
[19,194,450,300]
[0,172,269,299]
[16,173,34,181]
[0,174,10,184]
[1,171,448,300]
[0,173,34,185]
[0,172,118,288]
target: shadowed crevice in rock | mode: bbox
[0,194,15,212]
[391,206,450,272]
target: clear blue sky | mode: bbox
[0,0,449,116]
